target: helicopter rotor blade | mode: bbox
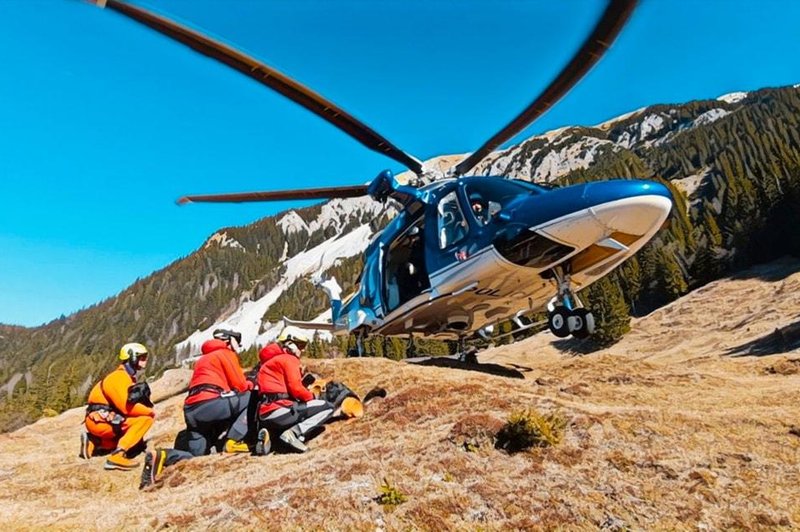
[88,0,424,175]
[177,184,369,205]
[453,0,637,177]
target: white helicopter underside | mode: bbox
[376,194,672,338]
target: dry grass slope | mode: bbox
[1,259,799,530]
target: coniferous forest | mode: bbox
[1,86,799,432]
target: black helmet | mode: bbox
[213,328,242,345]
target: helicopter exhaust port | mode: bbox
[446,313,471,332]
[545,266,595,339]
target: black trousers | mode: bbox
[181,391,251,456]
[259,399,334,437]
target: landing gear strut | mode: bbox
[546,267,595,339]
[456,335,478,364]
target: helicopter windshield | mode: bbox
[464,178,539,225]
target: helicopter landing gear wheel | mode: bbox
[568,308,595,339]
[548,306,571,338]
[546,266,595,339]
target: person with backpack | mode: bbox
[80,342,155,471]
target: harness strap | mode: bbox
[260,392,291,404]
[187,383,226,397]
[86,403,112,414]
[85,402,125,434]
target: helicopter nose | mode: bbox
[583,180,673,235]
[537,180,673,249]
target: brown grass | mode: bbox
[1,259,800,529]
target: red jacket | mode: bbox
[185,339,252,406]
[257,343,313,415]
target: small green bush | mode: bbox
[375,477,407,509]
[495,409,567,453]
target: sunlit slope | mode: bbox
[0,260,798,529]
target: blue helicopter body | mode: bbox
[329,170,672,339]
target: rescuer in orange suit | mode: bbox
[80,343,155,471]
[180,329,254,456]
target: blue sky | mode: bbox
[1,0,799,327]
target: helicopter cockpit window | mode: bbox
[437,191,468,249]
[465,179,533,225]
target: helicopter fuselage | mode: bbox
[337,172,672,339]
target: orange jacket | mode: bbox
[185,339,252,406]
[86,364,155,418]
[257,343,313,415]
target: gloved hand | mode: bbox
[301,372,317,387]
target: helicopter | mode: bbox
[88,0,672,354]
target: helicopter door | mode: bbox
[383,216,429,313]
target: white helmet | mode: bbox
[277,326,310,346]
[277,326,309,356]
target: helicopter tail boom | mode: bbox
[318,277,343,325]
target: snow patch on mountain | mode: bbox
[693,108,731,127]
[639,114,666,138]
[277,211,308,235]
[308,197,386,235]
[277,197,386,238]
[204,232,245,251]
[594,107,646,130]
[479,147,518,176]
[614,114,667,149]
[717,91,748,104]
[175,224,374,354]
[533,137,613,182]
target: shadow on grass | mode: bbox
[407,356,525,379]
[551,337,601,356]
[724,319,800,357]
[727,256,800,283]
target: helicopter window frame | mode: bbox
[436,190,468,249]
[464,178,536,226]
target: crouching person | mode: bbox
[180,329,254,456]
[80,343,155,471]
[255,326,334,454]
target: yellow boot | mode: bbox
[104,450,139,470]
[224,439,250,453]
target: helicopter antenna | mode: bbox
[87,0,426,177]
[451,0,637,177]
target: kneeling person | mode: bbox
[256,326,334,453]
[181,329,254,456]
[81,343,155,471]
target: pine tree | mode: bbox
[585,276,631,347]
[659,249,689,299]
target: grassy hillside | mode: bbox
[1,259,798,529]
